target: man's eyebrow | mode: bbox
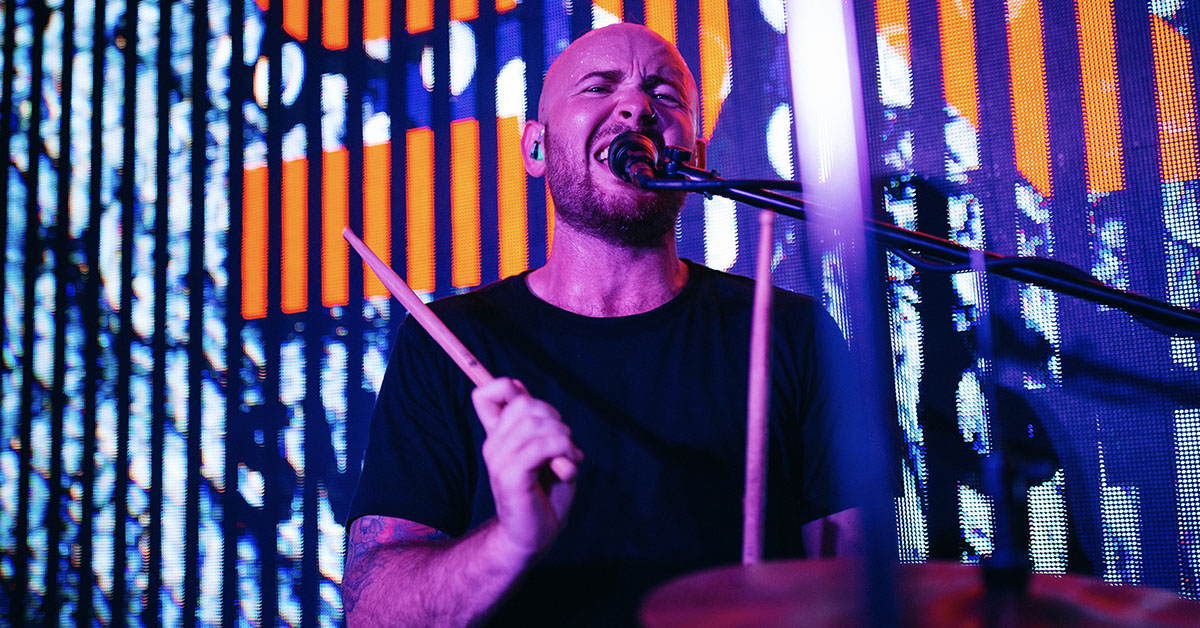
[642,74,684,91]
[575,70,625,84]
[574,70,686,91]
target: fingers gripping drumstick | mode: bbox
[343,227,577,482]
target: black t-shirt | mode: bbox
[348,260,863,626]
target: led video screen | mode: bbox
[0,0,1198,625]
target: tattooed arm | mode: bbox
[342,515,535,627]
[344,379,581,626]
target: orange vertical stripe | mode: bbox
[242,166,269,319]
[645,0,677,46]
[407,128,435,293]
[876,0,911,66]
[939,0,979,130]
[451,119,481,289]
[254,0,268,13]
[283,0,307,41]
[451,0,478,21]
[497,116,528,278]
[594,0,623,21]
[495,0,517,13]
[364,0,390,42]
[364,141,392,298]
[282,157,309,314]
[698,0,731,141]
[546,186,555,258]
[1151,15,1199,183]
[322,148,349,308]
[1076,0,1124,194]
[1006,0,1052,197]
[324,0,348,50]
[407,0,433,34]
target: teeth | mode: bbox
[597,146,609,162]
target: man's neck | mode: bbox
[526,224,689,318]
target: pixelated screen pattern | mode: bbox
[2,0,1199,625]
[862,0,1200,593]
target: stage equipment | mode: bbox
[618,131,1200,337]
[631,135,1200,626]
[640,559,1200,628]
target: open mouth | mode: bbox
[591,131,665,183]
[594,142,622,182]
[593,130,665,165]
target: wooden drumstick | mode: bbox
[743,209,775,565]
[343,227,577,482]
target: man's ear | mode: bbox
[521,120,547,177]
[690,138,707,170]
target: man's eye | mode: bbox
[653,92,680,104]
[584,85,610,93]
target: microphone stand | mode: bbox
[634,149,1200,621]
[634,149,1200,337]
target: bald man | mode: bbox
[343,24,863,626]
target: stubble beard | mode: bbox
[545,138,686,248]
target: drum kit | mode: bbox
[640,559,1200,628]
[633,197,1200,626]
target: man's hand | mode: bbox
[472,377,584,564]
[342,381,583,626]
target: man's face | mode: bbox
[537,25,699,247]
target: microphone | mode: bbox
[607,131,663,186]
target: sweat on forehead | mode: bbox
[537,23,698,122]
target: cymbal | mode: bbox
[640,559,1200,628]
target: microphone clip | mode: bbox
[661,146,693,175]
[660,146,712,197]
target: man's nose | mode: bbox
[615,88,656,127]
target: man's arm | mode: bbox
[343,378,582,626]
[343,515,534,626]
[801,507,863,558]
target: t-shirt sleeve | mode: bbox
[347,317,472,536]
[794,306,870,523]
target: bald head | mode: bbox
[518,22,704,247]
[538,23,699,133]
